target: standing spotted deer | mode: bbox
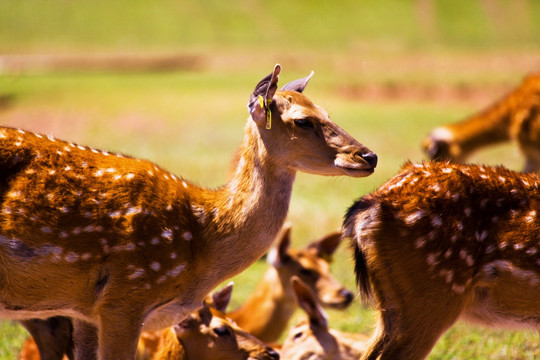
[0,64,377,360]
[343,161,539,360]
[423,74,540,172]
[227,224,354,344]
[18,224,353,357]
[20,284,280,360]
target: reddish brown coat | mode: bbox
[344,161,539,360]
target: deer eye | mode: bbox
[299,267,316,278]
[293,331,304,341]
[213,326,231,337]
[294,118,314,129]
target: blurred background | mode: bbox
[1,1,539,358]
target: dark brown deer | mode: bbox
[343,161,539,360]
[423,74,540,172]
[227,224,354,343]
[0,64,376,360]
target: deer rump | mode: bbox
[343,161,540,360]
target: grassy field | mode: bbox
[1,0,539,359]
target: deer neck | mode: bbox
[451,89,527,155]
[230,266,296,342]
[193,121,296,283]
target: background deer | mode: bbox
[279,277,369,360]
[343,161,540,360]
[19,284,280,360]
[227,223,354,343]
[0,64,376,359]
[423,73,540,172]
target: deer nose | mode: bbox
[266,347,280,359]
[361,152,378,168]
[340,288,354,305]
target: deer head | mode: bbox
[166,283,280,360]
[267,224,354,309]
[247,64,377,177]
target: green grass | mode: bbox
[0,70,538,359]
[2,0,540,54]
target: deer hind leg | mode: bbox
[374,297,466,360]
[361,314,392,360]
[20,317,74,360]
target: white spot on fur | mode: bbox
[440,269,454,283]
[452,284,465,294]
[41,227,52,233]
[525,210,536,223]
[126,173,135,180]
[150,262,161,271]
[161,228,174,242]
[415,237,426,248]
[183,231,192,241]
[404,210,425,225]
[8,190,21,198]
[109,210,122,218]
[427,253,439,266]
[126,206,142,216]
[128,268,145,280]
[475,230,488,242]
[64,252,79,263]
[431,215,442,227]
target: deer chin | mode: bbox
[334,158,375,178]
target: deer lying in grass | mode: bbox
[423,74,540,172]
[0,64,377,360]
[20,284,280,360]
[280,277,369,360]
[227,224,354,343]
[343,161,540,360]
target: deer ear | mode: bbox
[248,64,281,126]
[211,282,234,313]
[267,223,292,267]
[307,231,342,261]
[280,71,314,93]
[291,276,329,330]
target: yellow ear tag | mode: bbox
[265,99,272,130]
[258,95,272,130]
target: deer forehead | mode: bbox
[277,92,328,120]
[298,255,329,273]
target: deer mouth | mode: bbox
[334,158,375,177]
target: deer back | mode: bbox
[343,161,540,359]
